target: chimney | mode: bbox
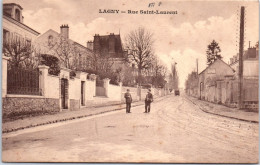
[93,34,100,54]
[87,41,93,50]
[60,24,69,39]
[109,33,116,55]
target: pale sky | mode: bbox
[3,0,259,88]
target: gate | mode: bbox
[81,81,85,106]
[7,68,41,95]
[243,79,258,102]
[96,79,106,96]
[230,80,239,103]
[61,78,68,109]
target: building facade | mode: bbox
[2,3,40,44]
[229,46,259,109]
[90,33,128,70]
[91,33,125,58]
[35,25,93,71]
[185,71,199,97]
[199,59,235,101]
[229,46,259,78]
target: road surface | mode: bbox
[2,95,258,163]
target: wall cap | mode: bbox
[6,94,44,99]
[60,67,71,72]
[38,65,50,69]
[2,56,10,60]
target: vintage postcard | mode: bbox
[1,0,259,163]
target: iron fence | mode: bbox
[7,68,41,95]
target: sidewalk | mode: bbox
[186,96,259,123]
[2,95,168,133]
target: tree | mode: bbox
[206,40,222,65]
[3,35,37,69]
[40,54,60,75]
[125,27,155,85]
[88,52,114,77]
[83,51,123,85]
[50,36,79,69]
[40,34,86,71]
[255,41,259,48]
[168,62,179,90]
[150,57,167,88]
[122,65,136,87]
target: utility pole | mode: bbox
[196,59,199,98]
[238,6,245,109]
[196,59,198,75]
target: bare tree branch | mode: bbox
[125,27,155,84]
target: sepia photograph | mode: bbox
[1,0,259,163]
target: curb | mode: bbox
[2,103,143,134]
[2,95,169,134]
[185,96,259,124]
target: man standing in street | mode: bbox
[144,89,153,113]
[124,89,132,113]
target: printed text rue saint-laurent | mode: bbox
[99,9,177,15]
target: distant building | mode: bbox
[198,58,235,101]
[2,3,40,45]
[92,33,125,58]
[89,33,131,82]
[229,46,259,109]
[185,71,199,97]
[229,46,259,78]
[91,33,129,70]
[35,25,93,70]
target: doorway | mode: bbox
[81,81,85,106]
[200,82,203,100]
[61,78,68,109]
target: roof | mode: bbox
[199,58,235,75]
[74,41,93,52]
[37,29,93,53]
[3,14,40,36]
[94,34,124,58]
[3,3,23,10]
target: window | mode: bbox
[15,9,21,22]
[48,35,54,46]
[14,33,22,42]
[26,39,31,47]
[3,29,10,42]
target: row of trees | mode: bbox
[168,63,179,91]
[124,27,169,88]
[3,34,39,70]
[3,27,172,88]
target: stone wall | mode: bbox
[85,79,96,100]
[121,86,138,101]
[3,17,39,42]
[70,99,80,110]
[2,97,59,119]
[141,88,148,100]
[69,78,81,100]
[107,84,122,101]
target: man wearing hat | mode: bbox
[124,89,132,113]
[144,88,153,113]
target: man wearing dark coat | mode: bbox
[144,89,153,113]
[124,89,132,113]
